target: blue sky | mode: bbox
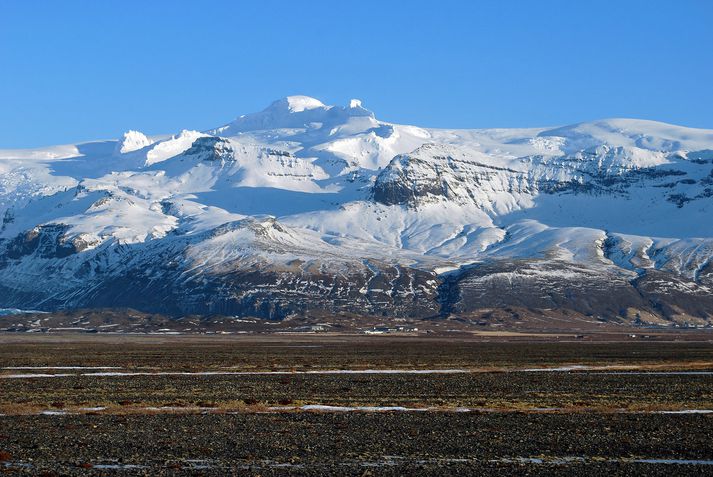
[1,0,711,148]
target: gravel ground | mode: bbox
[2,413,713,475]
[2,371,713,412]
[1,337,712,475]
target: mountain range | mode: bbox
[1,96,712,326]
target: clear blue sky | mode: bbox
[1,0,712,148]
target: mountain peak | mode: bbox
[209,96,376,136]
[270,95,326,113]
[114,130,153,155]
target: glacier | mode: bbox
[0,96,712,324]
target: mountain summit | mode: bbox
[0,97,712,324]
[273,95,327,112]
[210,95,375,136]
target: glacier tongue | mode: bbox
[0,97,712,323]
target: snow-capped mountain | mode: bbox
[1,96,712,324]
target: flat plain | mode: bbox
[1,334,713,475]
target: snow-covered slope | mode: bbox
[1,96,712,323]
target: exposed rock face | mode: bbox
[182,137,234,162]
[373,147,527,208]
[0,219,440,320]
[3,225,84,261]
[439,259,713,324]
[0,217,710,324]
[438,259,643,318]
[89,262,440,320]
[373,143,710,212]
